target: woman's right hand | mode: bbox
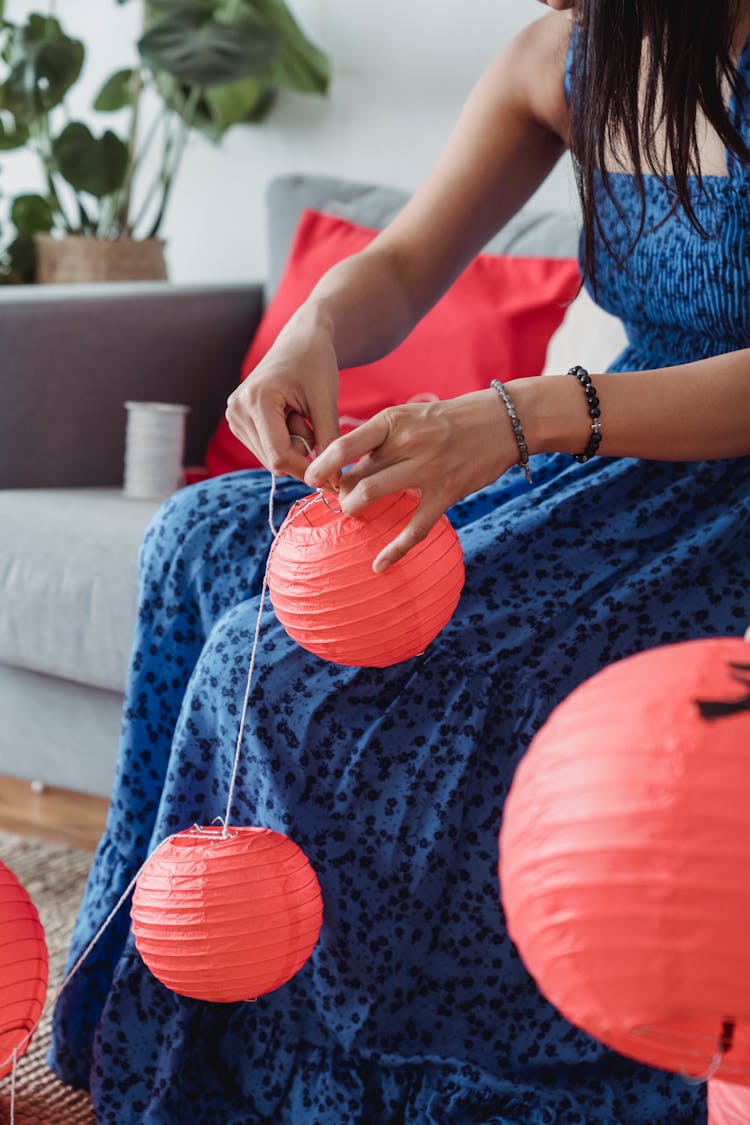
[225,312,342,482]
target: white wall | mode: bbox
[2,0,578,283]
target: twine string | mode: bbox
[4,490,750,1107]
[4,453,328,1113]
[3,469,282,1102]
[9,1047,16,1125]
[3,839,172,1112]
[222,474,279,834]
[223,438,318,834]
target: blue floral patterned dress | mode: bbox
[50,35,750,1125]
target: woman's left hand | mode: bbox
[304,388,517,572]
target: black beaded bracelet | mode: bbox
[568,365,603,463]
[490,378,532,483]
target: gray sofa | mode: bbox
[0,174,580,797]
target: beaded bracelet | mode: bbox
[568,365,603,463]
[490,378,532,483]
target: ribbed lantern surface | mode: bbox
[0,860,48,1078]
[499,637,750,1082]
[709,1079,750,1124]
[131,826,323,1003]
[268,490,465,667]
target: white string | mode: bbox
[222,474,279,833]
[9,1047,16,1124]
[2,836,176,1112]
[4,458,317,1113]
[223,439,318,833]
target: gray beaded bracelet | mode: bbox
[490,379,532,484]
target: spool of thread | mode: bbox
[123,401,190,500]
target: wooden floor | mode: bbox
[0,775,109,852]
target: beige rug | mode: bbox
[0,829,96,1124]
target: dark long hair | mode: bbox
[569,0,750,285]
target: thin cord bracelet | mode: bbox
[490,379,532,484]
[568,366,603,463]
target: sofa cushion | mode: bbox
[266,173,582,297]
[0,283,262,490]
[205,208,581,477]
[0,663,122,795]
[0,488,160,693]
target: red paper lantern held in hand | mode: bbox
[709,1079,750,1124]
[0,860,48,1078]
[131,826,323,1003]
[499,636,750,1083]
[268,490,465,667]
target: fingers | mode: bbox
[248,400,312,481]
[372,496,444,574]
[286,412,316,459]
[339,461,410,516]
[305,413,391,491]
[226,385,340,482]
[308,409,342,460]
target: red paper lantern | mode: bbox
[267,490,464,667]
[709,1079,750,1124]
[499,636,750,1082]
[131,826,323,1003]
[0,860,47,1079]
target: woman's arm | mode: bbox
[516,350,750,462]
[226,13,572,480]
[305,348,750,572]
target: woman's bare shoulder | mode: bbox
[505,11,573,146]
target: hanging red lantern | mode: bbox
[267,490,464,667]
[0,859,48,1079]
[499,636,750,1082]
[131,825,323,1003]
[709,1079,750,1123]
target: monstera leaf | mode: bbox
[0,235,36,284]
[145,0,327,138]
[94,68,136,112]
[243,0,329,94]
[0,111,28,150]
[203,77,277,133]
[139,8,279,88]
[2,14,83,120]
[10,194,54,235]
[52,123,129,198]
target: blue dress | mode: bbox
[50,39,750,1125]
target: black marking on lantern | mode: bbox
[719,1019,736,1057]
[695,661,750,719]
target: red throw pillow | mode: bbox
[205,209,580,476]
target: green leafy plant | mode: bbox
[0,0,329,282]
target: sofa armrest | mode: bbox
[0,281,264,488]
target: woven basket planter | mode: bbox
[35,235,167,284]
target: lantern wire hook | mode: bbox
[680,1020,735,1085]
[317,490,343,513]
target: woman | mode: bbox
[52,0,750,1121]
